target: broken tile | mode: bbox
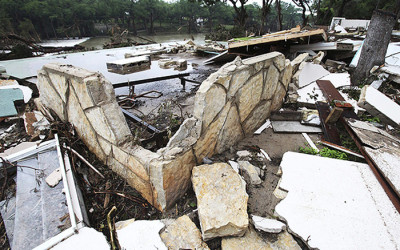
[276,152,400,249]
[0,88,24,118]
[298,63,330,88]
[46,167,62,187]
[251,215,286,233]
[116,219,167,250]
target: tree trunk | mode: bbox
[337,0,350,17]
[276,0,282,31]
[351,10,397,85]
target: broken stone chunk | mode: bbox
[238,161,262,186]
[236,150,251,159]
[251,215,286,233]
[45,167,62,187]
[221,226,300,250]
[192,163,248,241]
[160,215,210,250]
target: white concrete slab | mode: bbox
[298,63,330,88]
[116,220,167,250]
[319,72,351,88]
[272,121,322,133]
[358,85,400,126]
[275,152,400,250]
[297,82,325,105]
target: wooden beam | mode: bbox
[228,29,326,49]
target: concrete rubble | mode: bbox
[2,20,400,249]
[192,163,249,240]
[238,161,262,186]
[251,215,286,233]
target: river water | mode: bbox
[81,33,207,50]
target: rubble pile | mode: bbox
[1,19,400,249]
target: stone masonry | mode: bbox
[37,52,292,211]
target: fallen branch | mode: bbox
[63,146,105,178]
[107,206,118,250]
[94,190,147,206]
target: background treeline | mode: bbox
[0,0,398,41]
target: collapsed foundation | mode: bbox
[37,52,292,211]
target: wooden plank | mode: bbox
[325,107,343,123]
[228,29,326,49]
[315,101,341,145]
[316,80,346,103]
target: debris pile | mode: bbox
[1,18,400,249]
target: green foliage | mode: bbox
[299,146,348,160]
[361,114,381,123]
[299,146,319,155]
[319,147,348,160]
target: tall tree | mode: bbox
[351,9,398,85]
[261,0,273,33]
[291,0,308,27]
[229,0,249,30]
[276,0,282,30]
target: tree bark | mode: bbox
[351,10,397,85]
[276,0,282,31]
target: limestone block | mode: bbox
[85,106,116,143]
[37,70,66,121]
[227,68,251,98]
[242,100,272,134]
[192,163,248,240]
[66,89,106,161]
[97,136,112,157]
[202,85,226,130]
[238,161,262,186]
[162,149,196,209]
[216,73,232,91]
[86,75,116,105]
[215,105,244,154]
[262,65,280,101]
[112,145,150,182]
[102,102,133,144]
[291,53,309,73]
[280,59,293,90]
[273,53,286,72]
[237,72,263,122]
[166,118,200,150]
[221,226,300,250]
[109,158,155,206]
[242,52,282,73]
[160,215,210,250]
[271,82,287,112]
[47,72,68,102]
[194,102,231,161]
[68,77,96,110]
[194,83,227,132]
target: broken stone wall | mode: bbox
[37,52,292,211]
